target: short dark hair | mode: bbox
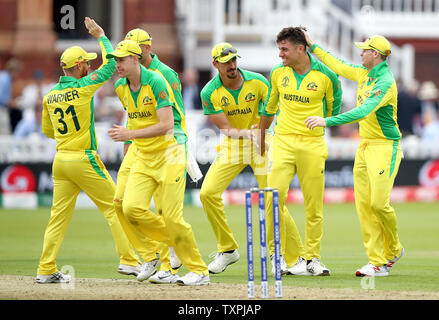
[276,26,308,49]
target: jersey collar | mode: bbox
[148,53,160,70]
[59,75,78,83]
[368,60,389,78]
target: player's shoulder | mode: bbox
[311,55,340,84]
[141,65,167,86]
[241,69,269,85]
[201,75,222,98]
[268,62,285,79]
[114,77,127,90]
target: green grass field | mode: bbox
[1,202,438,292]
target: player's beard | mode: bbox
[227,69,238,79]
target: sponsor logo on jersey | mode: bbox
[46,90,80,104]
[172,82,179,90]
[90,73,98,80]
[306,82,318,91]
[245,92,256,102]
[283,93,310,103]
[159,91,167,99]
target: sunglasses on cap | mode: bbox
[213,47,237,61]
[369,45,389,56]
[138,37,152,44]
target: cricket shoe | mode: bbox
[208,249,240,274]
[169,246,182,269]
[35,271,71,284]
[137,258,161,282]
[270,254,288,276]
[149,270,180,284]
[176,272,210,286]
[117,264,141,277]
[386,247,405,271]
[287,257,311,276]
[306,258,330,276]
[355,263,389,277]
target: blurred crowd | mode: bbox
[1,57,438,144]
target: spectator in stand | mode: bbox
[397,80,422,137]
[13,70,55,138]
[417,81,439,143]
[0,58,22,134]
[418,81,439,124]
[182,68,202,110]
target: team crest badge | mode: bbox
[306,82,318,91]
[143,96,153,105]
[245,92,256,102]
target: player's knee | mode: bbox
[199,186,213,203]
[370,199,386,214]
[122,201,139,220]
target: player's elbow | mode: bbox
[161,120,174,136]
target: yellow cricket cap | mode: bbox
[355,35,391,57]
[106,40,142,59]
[211,42,240,63]
[125,28,152,45]
[60,46,97,69]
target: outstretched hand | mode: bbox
[85,17,105,39]
[305,116,326,130]
[108,124,131,142]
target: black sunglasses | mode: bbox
[214,47,237,61]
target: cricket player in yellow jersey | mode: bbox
[107,40,209,286]
[259,27,342,276]
[112,28,190,283]
[199,43,285,275]
[36,18,142,283]
[303,31,405,277]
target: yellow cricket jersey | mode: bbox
[312,44,401,141]
[114,65,176,153]
[41,36,115,151]
[201,68,269,129]
[147,54,187,144]
[263,52,342,136]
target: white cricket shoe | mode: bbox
[117,264,141,277]
[270,254,288,276]
[149,270,180,284]
[386,247,405,271]
[306,258,330,276]
[356,263,389,277]
[208,249,240,274]
[137,259,160,282]
[35,271,71,284]
[287,257,311,276]
[176,272,210,286]
[169,246,182,269]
